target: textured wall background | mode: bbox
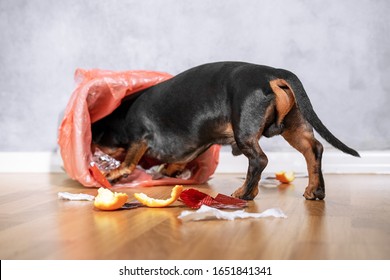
[0,0,389,152]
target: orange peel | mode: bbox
[275,171,295,183]
[94,187,128,210]
[134,185,183,207]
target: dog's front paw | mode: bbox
[105,172,121,184]
[105,168,130,184]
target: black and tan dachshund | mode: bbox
[91,62,360,200]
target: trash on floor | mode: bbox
[133,185,183,207]
[179,188,248,209]
[178,205,287,222]
[57,192,95,201]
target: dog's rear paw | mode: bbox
[314,188,325,200]
[303,188,325,200]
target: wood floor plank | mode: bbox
[0,173,389,259]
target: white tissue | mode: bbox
[58,192,95,201]
[178,205,287,222]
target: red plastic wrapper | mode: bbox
[58,69,220,188]
[179,189,248,209]
[89,163,112,189]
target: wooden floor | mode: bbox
[0,172,389,260]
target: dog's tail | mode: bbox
[280,70,360,157]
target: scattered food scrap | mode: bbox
[133,185,183,207]
[94,187,128,210]
[275,171,295,183]
[58,185,287,221]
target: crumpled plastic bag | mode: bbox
[58,68,220,188]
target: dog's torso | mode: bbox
[93,62,281,162]
[91,61,359,200]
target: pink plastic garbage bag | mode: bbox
[58,68,220,188]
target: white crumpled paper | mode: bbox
[178,205,287,222]
[58,192,95,201]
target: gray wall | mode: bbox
[1,0,389,152]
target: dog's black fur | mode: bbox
[92,62,359,200]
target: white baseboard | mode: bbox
[0,152,64,173]
[0,151,389,174]
[216,150,390,174]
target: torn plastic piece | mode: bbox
[179,189,248,209]
[176,169,192,180]
[58,192,95,201]
[142,164,165,180]
[92,149,120,172]
[178,205,287,222]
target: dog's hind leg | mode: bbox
[230,92,275,200]
[105,140,148,183]
[230,107,270,200]
[282,107,325,200]
[231,136,268,200]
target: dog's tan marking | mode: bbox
[281,107,324,200]
[222,122,234,135]
[123,141,148,172]
[269,79,296,125]
[163,163,187,177]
